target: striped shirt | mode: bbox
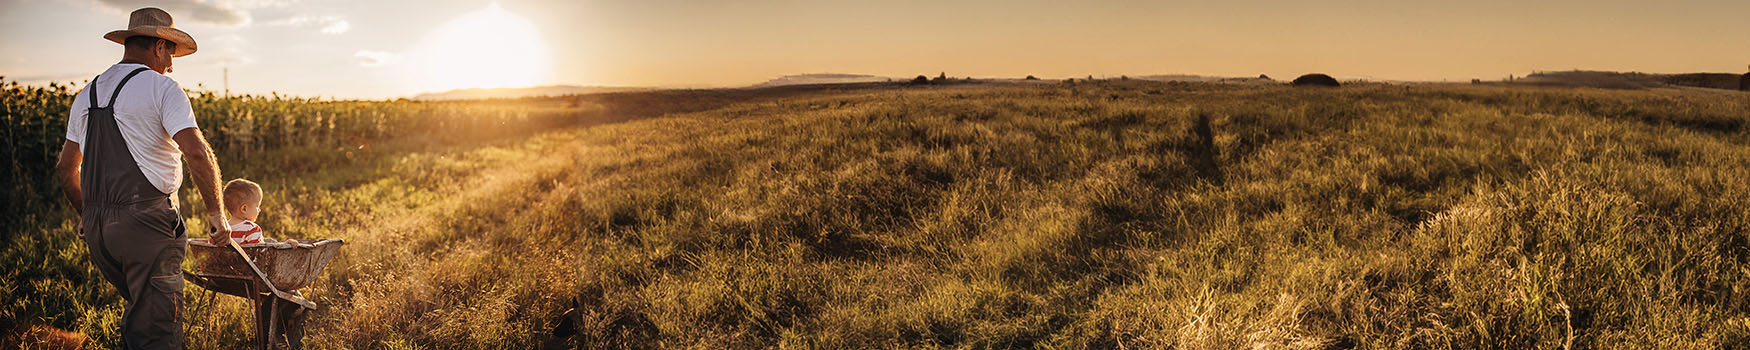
[229,220,263,244]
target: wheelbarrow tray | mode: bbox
[187,238,345,292]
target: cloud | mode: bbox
[263,15,349,34]
[180,34,254,66]
[228,0,296,9]
[354,50,397,67]
[320,20,349,34]
[198,54,255,66]
[95,0,251,26]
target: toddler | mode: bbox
[219,179,296,245]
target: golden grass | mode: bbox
[5,80,1749,348]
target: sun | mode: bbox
[410,3,551,91]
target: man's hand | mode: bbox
[207,212,231,244]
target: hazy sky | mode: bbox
[3,0,1747,99]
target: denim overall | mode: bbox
[80,67,189,349]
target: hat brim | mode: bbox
[104,26,197,57]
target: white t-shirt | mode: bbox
[65,63,198,195]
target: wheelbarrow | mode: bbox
[185,238,344,349]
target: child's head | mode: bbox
[223,179,263,221]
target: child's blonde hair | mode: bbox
[223,179,262,213]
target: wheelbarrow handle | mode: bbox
[220,237,318,309]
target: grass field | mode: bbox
[5,79,1750,348]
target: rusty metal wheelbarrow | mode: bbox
[185,238,344,349]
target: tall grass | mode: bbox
[533,82,1748,348]
[1,77,582,346]
[3,77,583,232]
[5,78,1749,348]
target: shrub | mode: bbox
[1290,73,1340,87]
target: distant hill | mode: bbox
[751,74,894,88]
[1135,74,1274,83]
[1135,74,1223,82]
[412,85,648,101]
[1659,73,1744,90]
[1517,70,1743,90]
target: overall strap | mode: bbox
[86,75,101,107]
[100,67,153,109]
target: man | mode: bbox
[53,7,231,349]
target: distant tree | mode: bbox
[936,72,948,81]
[911,75,930,84]
[1258,74,1271,80]
[1120,75,1129,80]
[1024,75,1039,80]
[1290,73,1341,87]
[1741,64,1750,91]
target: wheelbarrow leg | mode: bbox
[275,294,309,349]
[285,306,306,349]
[269,297,281,349]
[251,284,269,350]
[260,291,312,349]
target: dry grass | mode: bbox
[5,80,1749,348]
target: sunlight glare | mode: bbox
[410,3,551,92]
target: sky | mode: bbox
[2,0,1747,99]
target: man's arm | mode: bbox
[54,140,83,215]
[172,127,229,240]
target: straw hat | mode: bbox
[102,8,197,57]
